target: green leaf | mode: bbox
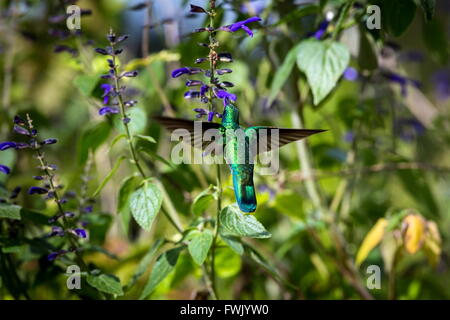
[0,204,21,220]
[268,43,302,105]
[135,134,156,144]
[86,273,124,296]
[383,0,417,37]
[420,0,435,22]
[296,38,350,105]
[139,246,183,299]
[220,233,244,255]
[113,107,147,135]
[117,175,140,234]
[219,204,271,239]
[244,244,279,279]
[125,239,165,291]
[109,134,127,151]
[73,74,99,97]
[129,180,163,231]
[187,229,213,265]
[191,185,216,216]
[92,156,126,197]
[78,121,111,165]
[138,147,177,169]
[269,4,318,27]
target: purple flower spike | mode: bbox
[343,67,359,81]
[28,186,48,195]
[99,107,120,116]
[227,16,262,37]
[0,165,10,174]
[72,228,87,239]
[0,142,17,151]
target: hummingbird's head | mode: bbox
[222,103,239,126]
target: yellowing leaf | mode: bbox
[423,221,441,266]
[356,218,388,267]
[402,214,425,254]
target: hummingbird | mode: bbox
[155,104,325,213]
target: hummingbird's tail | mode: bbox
[232,172,257,213]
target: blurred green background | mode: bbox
[0,0,449,300]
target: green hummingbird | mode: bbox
[155,104,325,213]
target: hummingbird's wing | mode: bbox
[245,126,325,154]
[154,116,225,155]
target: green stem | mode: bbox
[109,42,183,234]
[206,0,221,300]
[332,0,354,40]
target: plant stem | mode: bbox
[206,0,221,300]
[332,0,354,40]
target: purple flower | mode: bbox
[14,115,26,126]
[184,91,201,99]
[224,16,262,37]
[216,69,232,75]
[48,226,65,237]
[383,72,421,97]
[171,67,203,78]
[431,69,450,101]
[121,71,138,78]
[47,249,68,261]
[200,85,209,96]
[13,125,30,136]
[101,84,113,104]
[343,67,359,81]
[99,106,119,116]
[10,186,21,199]
[83,206,93,213]
[41,138,57,145]
[343,131,354,143]
[395,118,425,141]
[28,186,48,195]
[0,165,10,174]
[214,89,237,106]
[71,228,87,238]
[186,80,204,87]
[65,211,75,218]
[193,108,222,121]
[0,142,17,151]
[312,20,330,40]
